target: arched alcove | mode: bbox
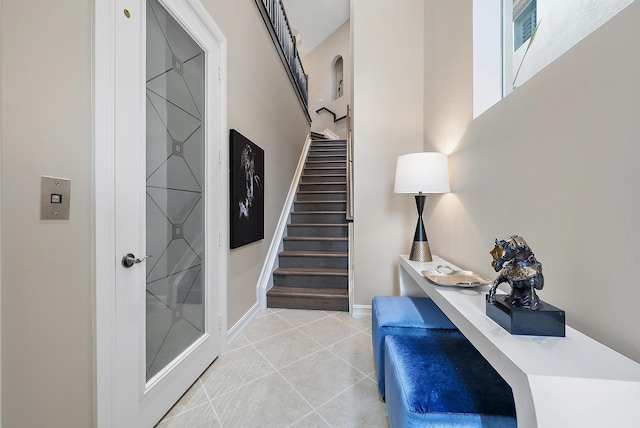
[331,55,344,101]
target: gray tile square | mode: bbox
[274,309,333,327]
[159,380,210,421]
[327,331,375,375]
[242,312,295,343]
[297,316,361,348]
[200,346,274,399]
[289,411,331,427]
[253,328,324,369]
[279,350,365,408]
[156,402,220,427]
[316,378,389,428]
[331,312,372,331]
[211,372,312,427]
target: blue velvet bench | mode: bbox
[385,334,517,427]
[372,296,460,398]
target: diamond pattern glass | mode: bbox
[146,0,205,381]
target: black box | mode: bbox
[486,295,565,337]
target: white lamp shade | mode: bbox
[394,152,450,193]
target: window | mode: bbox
[472,0,634,118]
[513,0,536,51]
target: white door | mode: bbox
[98,0,226,426]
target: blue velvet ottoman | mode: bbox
[372,296,459,398]
[384,335,517,428]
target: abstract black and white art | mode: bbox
[230,129,264,249]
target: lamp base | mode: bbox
[409,240,432,262]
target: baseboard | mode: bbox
[351,304,372,319]
[256,134,312,308]
[226,302,260,350]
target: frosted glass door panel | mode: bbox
[145,0,205,381]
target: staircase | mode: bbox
[267,134,349,311]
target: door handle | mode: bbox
[122,253,152,268]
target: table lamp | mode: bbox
[394,152,450,262]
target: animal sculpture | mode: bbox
[487,236,544,310]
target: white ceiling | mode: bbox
[282,0,350,57]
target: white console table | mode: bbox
[399,255,640,428]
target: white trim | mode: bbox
[351,304,371,319]
[94,0,228,425]
[93,0,117,424]
[256,134,312,308]
[0,0,4,422]
[226,302,261,346]
[320,128,340,140]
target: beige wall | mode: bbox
[303,20,351,138]
[424,1,473,153]
[351,0,425,306]
[202,0,309,328]
[425,1,640,362]
[1,1,308,427]
[1,0,93,426]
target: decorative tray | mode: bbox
[422,265,492,288]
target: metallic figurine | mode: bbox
[487,236,544,310]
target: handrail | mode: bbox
[315,107,347,123]
[255,0,311,123]
[346,105,354,222]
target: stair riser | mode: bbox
[283,239,348,252]
[309,151,347,158]
[301,175,346,183]
[307,156,346,163]
[294,201,346,211]
[309,149,346,155]
[278,255,347,269]
[304,159,347,167]
[310,145,346,150]
[291,212,346,224]
[297,192,346,201]
[267,295,348,311]
[287,224,348,237]
[299,183,346,192]
[304,168,346,175]
[311,140,346,146]
[273,274,348,289]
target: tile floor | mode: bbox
[156,308,388,427]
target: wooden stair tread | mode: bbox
[288,223,347,227]
[274,267,347,276]
[268,286,348,297]
[309,150,347,153]
[294,200,346,203]
[283,236,347,241]
[297,190,346,194]
[301,174,346,177]
[291,211,347,214]
[300,181,346,185]
[279,250,347,257]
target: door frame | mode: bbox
[93,0,228,425]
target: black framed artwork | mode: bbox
[230,129,264,249]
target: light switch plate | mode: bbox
[41,176,70,220]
